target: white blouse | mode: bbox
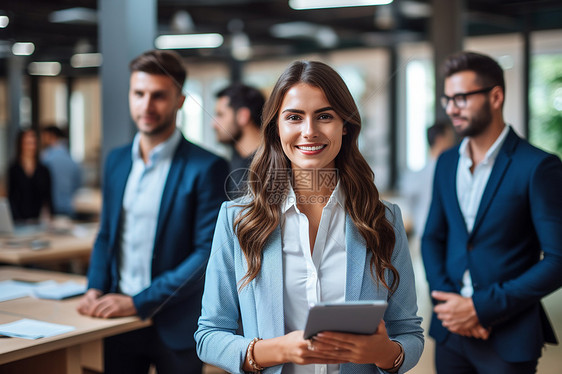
[280,182,347,374]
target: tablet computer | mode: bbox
[303,300,387,339]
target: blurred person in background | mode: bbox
[8,128,52,222]
[399,121,455,237]
[213,83,265,198]
[41,125,82,217]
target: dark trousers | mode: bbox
[435,333,538,374]
[104,326,203,374]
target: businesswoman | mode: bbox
[8,129,52,222]
[195,61,423,374]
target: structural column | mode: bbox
[6,55,25,162]
[431,0,465,122]
[98,0,156,167]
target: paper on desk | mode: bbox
[0,318,75,339]
[0,280,57,302]
[71,222,98,238]
[32,281,87,300]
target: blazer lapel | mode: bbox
[253,227,285,339]
[470,129,518,239]
[154,140,187,246]
[108,149,132,247]
[447,151,470,236]
[345,214,366,302]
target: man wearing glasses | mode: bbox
[422,51,562,373]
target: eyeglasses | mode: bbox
[440,86,495,110]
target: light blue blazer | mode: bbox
[195,201,424,374]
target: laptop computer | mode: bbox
[0,198,45,238]
[0,198,15,235]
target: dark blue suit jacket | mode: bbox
[422,128,562,362]
[87,135,229,351]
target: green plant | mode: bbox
[530,55,562,159]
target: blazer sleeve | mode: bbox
[472,154,562,327]
[195,202,253,374]
[132,156,229,318]
[86,152,116,293]
[421,157,458,295]
[383,203,424,374]
[72,160,83,195]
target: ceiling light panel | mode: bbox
[0,15,9,28]
[71,53,103,68]
[12,42,35,56]
[289,0,393,10]
[49,7,97,24]
[28,62,61,76]
[155,34,224,49]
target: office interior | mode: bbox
[0,0,561,373]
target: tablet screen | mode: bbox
[303,301,387,339]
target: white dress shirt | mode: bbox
[118,129,181,296]
[281,182,347,374]
[457,125,509,297]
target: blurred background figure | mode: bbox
[213,83,265,198]
[8,129,52,222]
[400,121,455,237]
[41,125,82,217]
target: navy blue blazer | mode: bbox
[422,128,562,362]
[87,135,229,351]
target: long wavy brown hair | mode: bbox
[234,60,398,293]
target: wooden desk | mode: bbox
[0,267,151,374]
[0,223,98,266]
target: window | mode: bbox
[405,59,434,171]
